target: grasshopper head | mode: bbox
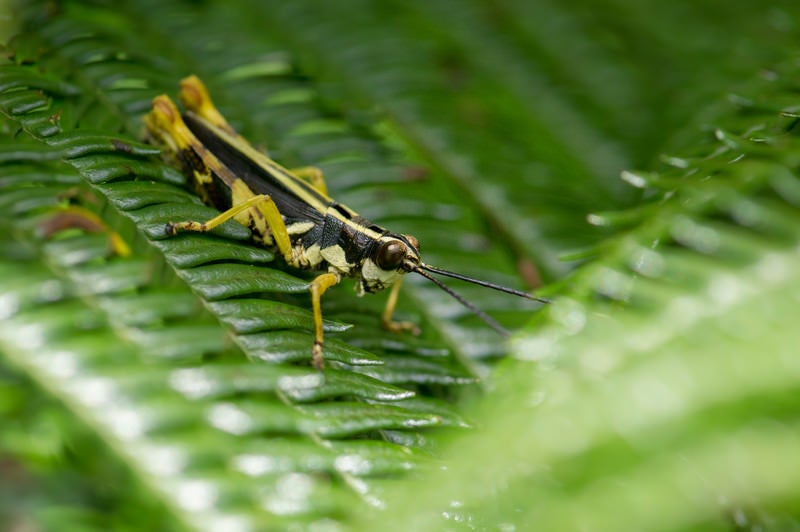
[359,233,421,294]
[360,232,551,333]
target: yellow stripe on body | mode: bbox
[185,112,388,243]
[147,96,293,259]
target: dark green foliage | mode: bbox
[374,55,800,530]
[2,0,800,530]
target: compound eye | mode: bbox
[376,240,407,270]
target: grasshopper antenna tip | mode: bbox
[419,264,551,304]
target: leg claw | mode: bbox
[312,342,325,370]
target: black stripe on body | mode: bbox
[340,216,378,265]
[319,214,344,249]
[313,212,383,270]
[331,202,355,220]
[177,147,233,212]
[182,113,328,227]
[182,112,390,270]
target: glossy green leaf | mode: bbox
[151,236,276,269]
[98,181,201,211]
[351,355,476,386]
[125,325,229,362]
[284,368,415,403]
[5,0,800,530]
[207,299,351,334]
[232,437,429,477]
[71,154,186,185]
[165,364,322,400]
[95,291,202,327]
[44,131,161,159]
[178,263,309,300]
[236,330,384,366]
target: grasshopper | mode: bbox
[144,76,547,368]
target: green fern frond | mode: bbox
[4,0,800,530]
[373,55,800,531]
[0,2,509,528]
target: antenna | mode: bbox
[419,264,551,304]
[413,267,511,336]
[411,264,549,335]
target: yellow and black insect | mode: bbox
[144,76,547,368]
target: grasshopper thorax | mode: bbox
[359,233,421,294]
